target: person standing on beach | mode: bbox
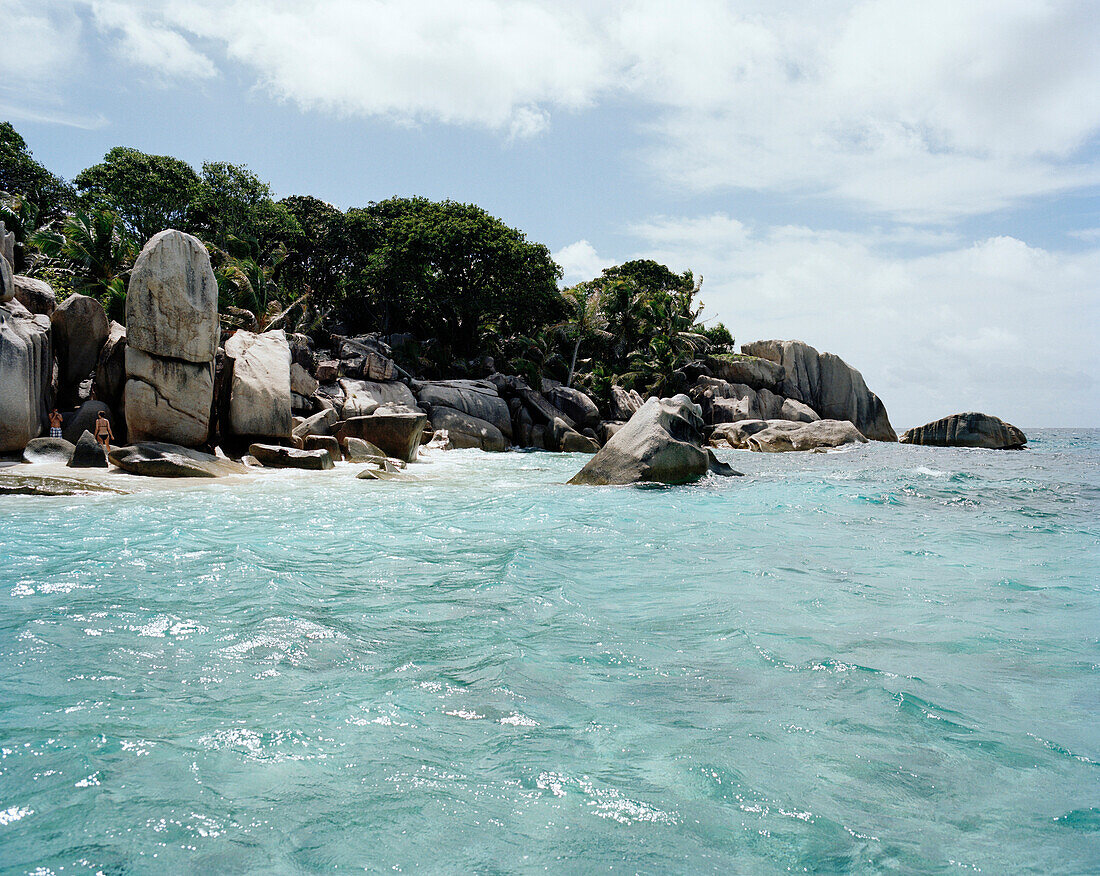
[94,411,114,452]
[48,409,63,439]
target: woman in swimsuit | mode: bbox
[94,412,114,452]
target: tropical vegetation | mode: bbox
[1,122,733,401]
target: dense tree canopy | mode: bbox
[0,122,73,223]
[74,147,202,241]
[5,121,724,394]
[348,197,564,358]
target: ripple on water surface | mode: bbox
[0,430,1098,873]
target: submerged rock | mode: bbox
[900,413,1026,449]
[22,436,76,464]
[109,442,249,478]
[569,394,741,485]
[0,472,128,496]
[248,443,335,470]
[747,419,868,452]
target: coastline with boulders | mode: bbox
[2,224,1028,495]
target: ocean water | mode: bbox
[1,430,1097,874]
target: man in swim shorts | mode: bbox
[49,409,63,439]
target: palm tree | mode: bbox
[30,207,137,318]
[554,282,612,387]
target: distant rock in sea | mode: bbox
[900,413,1026,449]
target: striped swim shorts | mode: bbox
[50,427,62,438]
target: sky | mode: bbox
[2,0,1099,428]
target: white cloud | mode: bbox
[567,215,1100,427]
[90,1,216,80]
[15,0,1100,219]
[0,0,82,84]
[553,240,610,285]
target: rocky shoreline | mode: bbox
[2,225,1028,490]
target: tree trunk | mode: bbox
[567,336,581,387]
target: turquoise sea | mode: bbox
[1,430,1097,874]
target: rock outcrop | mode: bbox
[248,443,335,470]
[223,329,293,440]
[13,276,56,316]
[109,442,249,477]
[748,419,868,453]
[339,412,427,463]
[705,354,785,393]
[0,298,51,452]
[543,383,600,429]
[427,405,507,452]
[900,413,1026,449]
[68,431,109,468]
[416,380,511,439]
[62,400,113,444]
[569,395,741,485]
[609,385,645,421]
[741,340,896,441]
[0,246,12,302]
[51,293,109,405]
[92,322,127,420]
[124,230,218,446]
[22,436,75,464]
[709,419,779,450]
[125,348,214,446]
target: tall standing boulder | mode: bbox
[50,293,109,406]
[222,329,293,440]
[0,299,52,451]
[124,230,218,446]
[740,340,896,441]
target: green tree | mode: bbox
[192,161,298,259]
[278,195,349,306]
[0,122,73,223]
[579,259,707,394]
[554,282,611,387]
[31,206,138,320]
[350,198,564,358]
[74,146,202,241]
